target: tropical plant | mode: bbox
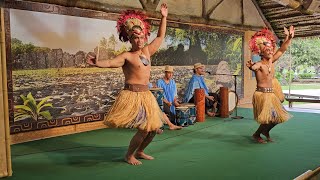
[275,71,283,82]
[108,34,117,50]
[226,36,242,70]
[285,69,295,84]
[299,73,313,79]
[14,92,53,121]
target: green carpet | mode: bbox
[8,108,320,180]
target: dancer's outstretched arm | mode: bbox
[273,26,294,62]
[147,3,168,56]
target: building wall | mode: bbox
[241,31,257,106]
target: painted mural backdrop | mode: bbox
[9,7,243,133]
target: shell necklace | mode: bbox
[131,50,150,66]
[261,60,271,73]
[139,52,149,66]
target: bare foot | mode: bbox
[252,134,267,144]
[125,155,142,165]
[169,125,182,130]
[206,111,215,117]
[135,152,154,160]
[262,132,274,142]
[156,128,163,134]
[266,138,274,142]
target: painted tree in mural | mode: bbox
[225,36,242,71]
[100,37,108,49]
[151,26,242,71]
[11,38,51,69]
[108,34,117,50]
[96,35,125,61]
[11,38,38,55]
[152,27,213,65]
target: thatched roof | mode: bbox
[255,0,320,38]
[3,0,320,38]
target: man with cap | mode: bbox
[184,63,219,117]
[156,66,182,128]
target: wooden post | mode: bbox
[195,88,205,122]
[220,87,229,118]
[0,8,12,178]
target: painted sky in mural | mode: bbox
[11,9,167,54]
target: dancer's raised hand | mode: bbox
[160,3,168,17]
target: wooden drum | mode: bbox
[195,88,205,122]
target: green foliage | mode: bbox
[290,37,320,67]
[162,26,242,70]
[108,34,117,50]
[225,36,242,70]
[99,37,108,48]
[113,45,129,56]
[299,73,313,79]
[11,38,50,56]
[164,27,191,47]
[13,68,116,78]
[14,92,53,121]
[275,71,283,82]
[285,69,295,83]
[233,63,242,75]
[11,38,35,55]
[282,83,320,90]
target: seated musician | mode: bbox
[156,65,182,126]
[183,63,220,117]
[148,80,182,130]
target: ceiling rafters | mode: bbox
[256,0,320,38]
[139,0,160,11]
[202,0,225,19]
[251,0,275,34]
[5,0,320,38]
[241,0,244,25]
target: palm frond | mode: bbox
[39,110,52,120]
[37,103,53,114]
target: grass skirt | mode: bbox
[253,91,292,124]
[104,90,165,132]
[272,78,285,102]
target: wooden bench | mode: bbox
[284,93,320,108]
[294,167,320,180]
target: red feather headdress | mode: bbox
[249,28,276,54]
[116,10,151,42]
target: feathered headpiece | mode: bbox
[116,10,151,42]
[249,28,276,54]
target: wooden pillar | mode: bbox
[0,8,12,178]
[195,88,205,122]
[220,87,229,118]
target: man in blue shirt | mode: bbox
[184,63,219,117]
[156,66,181,125]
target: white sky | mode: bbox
[10,9,167,54]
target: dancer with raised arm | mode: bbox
[87,4,168,165]
[247,26,294,143]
